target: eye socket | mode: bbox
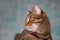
[29,16,34,22]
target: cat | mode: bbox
[15,5,52,40]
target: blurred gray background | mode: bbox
[0,0,60,40]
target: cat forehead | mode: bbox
[28,13,37,16]
[27,14,40,19]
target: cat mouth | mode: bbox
[25,23,32,27]
[25,24,38,32]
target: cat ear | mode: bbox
[34,5,41,15]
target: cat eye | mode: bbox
[29,16,34,22]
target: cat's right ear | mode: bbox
[33,5,41,15]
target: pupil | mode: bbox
[29,16,33,22]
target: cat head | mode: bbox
[25,5,47,31]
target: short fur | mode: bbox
[15,5,52,40]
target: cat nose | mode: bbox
[27,23,32,26]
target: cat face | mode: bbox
[25,5,46,32]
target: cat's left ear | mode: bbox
[27,10,31,14]
[34,5,41,15]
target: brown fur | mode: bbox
[15,5,52,40]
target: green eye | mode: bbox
[29,16,33,22]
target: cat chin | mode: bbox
[25,24,38,32]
